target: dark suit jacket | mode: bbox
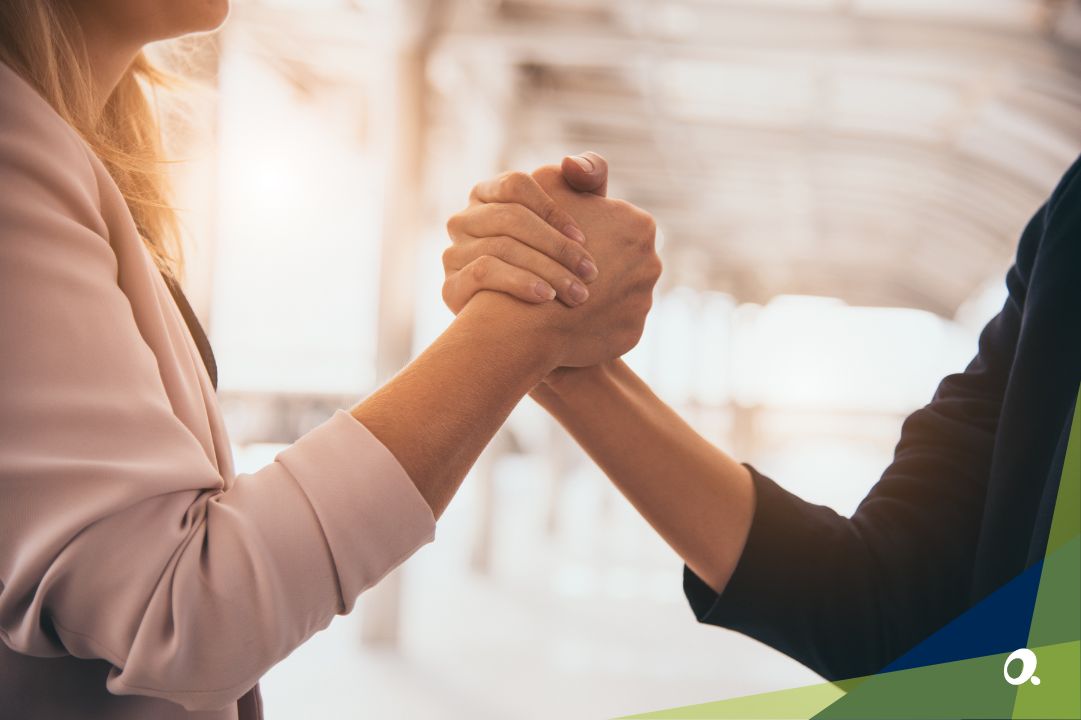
[685,155,1081,680]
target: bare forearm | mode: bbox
[532,360,754,592]
[352,293,556,518]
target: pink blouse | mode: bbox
[0,61,436,718]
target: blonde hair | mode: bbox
[0,0,182,276]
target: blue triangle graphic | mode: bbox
[881,559,1043,673]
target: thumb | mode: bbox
[561,151,608,197]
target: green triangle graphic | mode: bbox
[1040,385,1081,556]
[1013,388,1081,719]
[1011,641,1081,719]
[811,652,1020,719]
[618,677,866,719]
[1024,535,1081,650]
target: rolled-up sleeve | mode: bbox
[0,88,434,711]
[281,410,436,609]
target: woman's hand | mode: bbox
[473,164,661,368]
[442,164,605,312]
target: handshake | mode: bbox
[440,153,663,371]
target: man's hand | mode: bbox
[559,151,609,196]
[524,163,660,367]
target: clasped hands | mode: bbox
[442,152,662,373]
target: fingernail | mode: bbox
[571,155,594,173]
[567,280,589,304]
[576,258,598,281]
[534,282,557,300]
[564,225,586,244]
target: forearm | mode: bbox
[352,292,557,518]
[531,360,754,592]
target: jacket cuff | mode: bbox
[683,465,800,627]
[277,410,436,613]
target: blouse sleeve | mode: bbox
[0,94,435,711]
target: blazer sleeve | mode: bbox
[0,105,435,710]
[682,164,1081,680]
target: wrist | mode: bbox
[536,359,624,401]
[456,291,568,374]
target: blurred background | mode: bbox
[163,1,1081,717]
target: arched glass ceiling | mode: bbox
[426,0,1081,316]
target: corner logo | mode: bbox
[1003,648,1040,686]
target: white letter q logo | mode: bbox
[1004,648,1040,686]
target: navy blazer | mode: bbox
[685,155,1081,680]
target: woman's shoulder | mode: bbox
[0,61,105,232]
[0,61,100,190]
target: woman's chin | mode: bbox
[197,0,231,33]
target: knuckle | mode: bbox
[470,255,494,283]
[441,245,456,270]
[640,212,657,236]
[445,213,462,235]
[443,271,468,309]
[556,272,578,293]
[610,200,656,241]
[538,198,560,224]
[554,238,575,264]
[648,255,663,281]
[629,206,656,236]
[498,171,527,197]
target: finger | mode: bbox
[470,171,586,244]
[443,255,559,314]
[560,151,608,197]
[450,203,599,282]
[444,237,591,308]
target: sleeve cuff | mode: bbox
[682,464,800,628]
[276,410,436,613]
